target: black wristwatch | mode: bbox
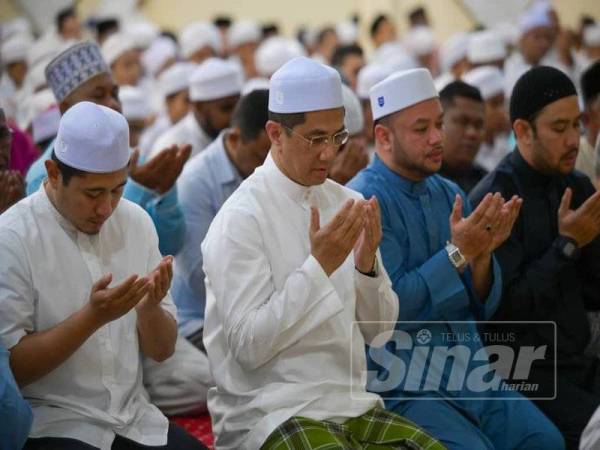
[553,235,580,260]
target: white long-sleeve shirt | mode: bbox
[0,187,177,450]
[201,153,399,450]
[150,112,212,160]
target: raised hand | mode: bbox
[558,187,600,247]
[310,199,366,276]
[483,195,523,254]
[136,256,174,313]
[0,170,25,214]
[449,193,503,264]
[85,273,150,326]
[353,196,382,273]
[129,144,192,194]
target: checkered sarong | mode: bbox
[261,408,447,450]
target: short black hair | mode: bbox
[268,111,306,135]
[95,18,119,37]
[232,89,269,142]
[51,151,86,185]
[581,60,600,106]
[408,6,428,25]
[213,16,232,29]
[56,6,76,33]
[261,23,279,39]
[331,44,364,67]
[439,81,483,109]
[370,14,389,38]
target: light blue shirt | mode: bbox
[172,132,243,337]
[348,155,502,412]
[25,140,185,256]
[0,343,32,450]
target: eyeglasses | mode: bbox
[283,126,349,152]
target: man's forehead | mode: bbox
[394,98,443,123]
[538,95,580,120]
[70,168,128,188]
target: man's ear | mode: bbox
[44,159,61,188]
[373,123,392,155]
[265,120,283,148]
[227,127,241,149]
[513,118,534,146]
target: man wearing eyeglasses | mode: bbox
[201,57,444,450]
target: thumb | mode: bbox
[310,206,320,236]
[92,273,112,292]
[558,187,572,218]
[449,194,463,226]
[129,149,140,172]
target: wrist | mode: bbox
[554,235,581,260]
[445,241,468,271]
[355,254,376,275]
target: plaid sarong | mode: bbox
[261,407,447,450]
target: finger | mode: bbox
[476,193,503,227]
[338,199,366,236]
[558,187,572,218]
[105,274,139,298]
[310,206,320,235]
[468,193,493,225]
[92,273,113,292]
[327,199,355,231]
[344,207,366,244]
[124,277,151,309]
[449,194,463,226]
[178,144,192,162]
[582,191,600,217]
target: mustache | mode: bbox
[426,145,443,155]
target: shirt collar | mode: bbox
[262,152,317,206]
[213,131,242,185]
[372,154,428,196]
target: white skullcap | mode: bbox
[370,68,438,121]
[125,21,160,50]
[29,89,60,144]
[242,77,270,95]
[1,36,29,66]
[341,84,364,135]
[158,62,195,97]
[336,21,359,46]
[228,20,261,48]
[519,3,552,37]
[584,24,600,47]
[55,101,130,173]
[404,26,436,57]
[434,72,455,92]
[356,63,395,100]
[462,66,504,100]
[1,17,32,42]
[255,36,307,78]
[119,85,150,120]
[189,57,242,102]
[269,56,342,114]
[467,31,507,65]
[142,37,177,77]
[45,41,110,103]
[440,32,469,73]
[493,23,520,46]
[101,32,137,66]
[180,22,220,59]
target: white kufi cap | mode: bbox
[584,24,600,47]
[462,66,504,100]
[440,32,469,73]
[341,84,364,135]
[356,63,395,99]
[119,86,150,120]
[228,20,261,48]
[158,62,195,97]
[55,101,130,173]
[370,68,438,121]
[269,56,342,114]
[467,31,507,65]
[1,36,29,66]
[180,22,220,59]
[189,57,242,102]
[101,32,137,66]
[255,37,307,78]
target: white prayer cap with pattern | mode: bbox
[356,63,395,100]
[158,62,195,97]
[180,22,220,59]
[440,32,469,73]
[228,20,261,48]
[584,24,600,47]
[255,36,307,78]
[268,56,342,114]
[1,36,29,66]
[101,32,136,66]
[189,57,242,102]
[336,21,359,46]
[45,41,110,103]
[55,101,130,173]
[142,37,178,77]
[342,84,364,135]
[370,68,437,121]
[467,31,507,65]
[462,65,505,100]
[119,85,150,120]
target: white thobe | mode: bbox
[139,114,172,160]
[0,187,177,450]
[150,112,212,160]
[201,153,399,450]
